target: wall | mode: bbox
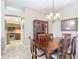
[5,16,20,23]
[52,3,78,38]
[23,8,48,45]
[1,0,6,54]
[5,7,52,45]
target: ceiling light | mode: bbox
[46,0,60,23]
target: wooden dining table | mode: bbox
[34,37,62,59]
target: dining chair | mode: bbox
[65,35,78,59]
[71,35,77,59]
[37,33,54,59]
[66,38,72,59]
[58,38,68,59]
[29,36,45,59]
[61,33,72,59]
[50,34,71,59]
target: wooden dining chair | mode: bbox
[65,35,78,59]
[66,37,72,59]
[53,33,71,59]
[56,37,68,59]
[37,33,54,59]
[71,35,77,59]
[29,36,45,59]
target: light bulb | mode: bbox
[53,16,57,20]
[49,12,53,17]
[46,15,50,19]
[56,13,60,18]
[46,15,52,20]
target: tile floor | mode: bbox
[1,40,32,59]
[2,40,70,59]
[1,40,49,59]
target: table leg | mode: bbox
[58,43,60,59]
[58,49,60,59]
[46,53,50,59]
[32,44,35,59]
[35,45,37,59]
[32,55,34,59]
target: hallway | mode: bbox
[1,40,32,59]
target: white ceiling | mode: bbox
[6,0,78,13]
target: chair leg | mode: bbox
[70,54,72,59]
[35,48,37,59]
[73,54,76,59]
[50,56,54,59]
[45,53,50,59]
[71,54,76,59]
[49,53,54,59]
[32,55,34,59]
[45,53,55,59]
[61,55,66,59]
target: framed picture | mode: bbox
[61,17,78,31]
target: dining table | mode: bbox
[34,37,62,59]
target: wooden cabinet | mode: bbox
[33,20,48,40]
[15,33,20,40]
[6,23,20,31]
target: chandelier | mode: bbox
[46,0,60,23]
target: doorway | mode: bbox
[5,15,23,45]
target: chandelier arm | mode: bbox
[46,0,60,23]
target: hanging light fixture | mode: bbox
[46,0,60,23]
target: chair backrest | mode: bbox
[71,35,78,55]
[37,33,53,43]
[62,33,71,48]
[61,39,67,51]
[61,33,71,56]
[37,34,45,43]
[49,34,53,39]
[62,33,71,40]
[45,34,53,40]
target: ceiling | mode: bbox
[6,0,78,13]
